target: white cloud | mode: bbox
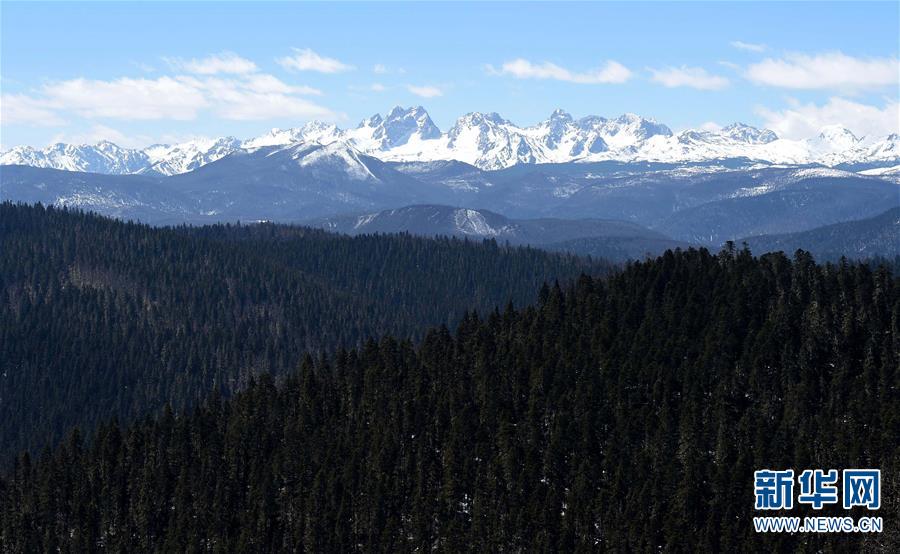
[730,41,767,53]
[373,64,387,74]
[650,66,730,90]
[490,58,632,84]
[241,74,322,96]
[0,94,66,126]
[407,84,443,98]
[757,97,899,140]
[746,52,899,90]
[43,77,209,120]
[370,83,386,92]
[698,121,722,132]
[5,72,332,125]
[174,75,332,121]
[277,48,354,73]
[172,52,258,75]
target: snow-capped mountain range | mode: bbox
[2,106,898,175]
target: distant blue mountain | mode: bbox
[2,144,898,260]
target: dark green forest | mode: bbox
[1,206,897,551]
[0,203,606,465]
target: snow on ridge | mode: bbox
[453,209,500,236]
[293,142,379,181]
[2,106,898,175]
[452,208,517,237]
[859,164,900,176]
[354,213,378,229]
[789,167,860,180]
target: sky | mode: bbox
[1,1,898,150]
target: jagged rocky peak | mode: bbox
[242,127,306,149]
[609,113,673,139]
[296,121,342,144]
[360,105,441,149]
[197,136,241,149]
[360,113,384,128]
[576,115,609,130]
[144,136,243,175]
[446,112,511,145]
[721,123,778,144]
[0,141,151,174]
[453,111,511,129]
[3,105,898,175]
[543,108,575,131]
[676,129,711,144]
[301,120,338,133]
[95,140,121,151]
[548,108,573,122]
[385,105,441,139]
[445,112,518,159]
[540,109,577,149]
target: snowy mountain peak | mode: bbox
[0,141,150,174]
[243,127,306,150]
[443,112,542,170]
[297,121,342,145]
[577,113,672,151]
[288,140,380,182]
[548,108,573,122]
[575,115,607,128]
[615,112,642,123]
[805,125,863,159]
[2,106,897,175]
[536,109,580,151]
[351,105,441,150]
[386,105,407,118]
[360,113,384,128]
[301,120,338,133]
[383,105,441,137]
[386,105,431,122]
[721,123,778,144]
[817,124,860,145]
[542,109,574,132]
[95,140,121,150]
[617,114,670,135]
[453,112,511,129]
[144,136,242,175]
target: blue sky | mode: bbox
[2,1,898,149]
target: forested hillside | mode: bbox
[2,246,896,552]
[739,206,900,261]
[0,203,606,464]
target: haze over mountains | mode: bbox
[3,106,899,174]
